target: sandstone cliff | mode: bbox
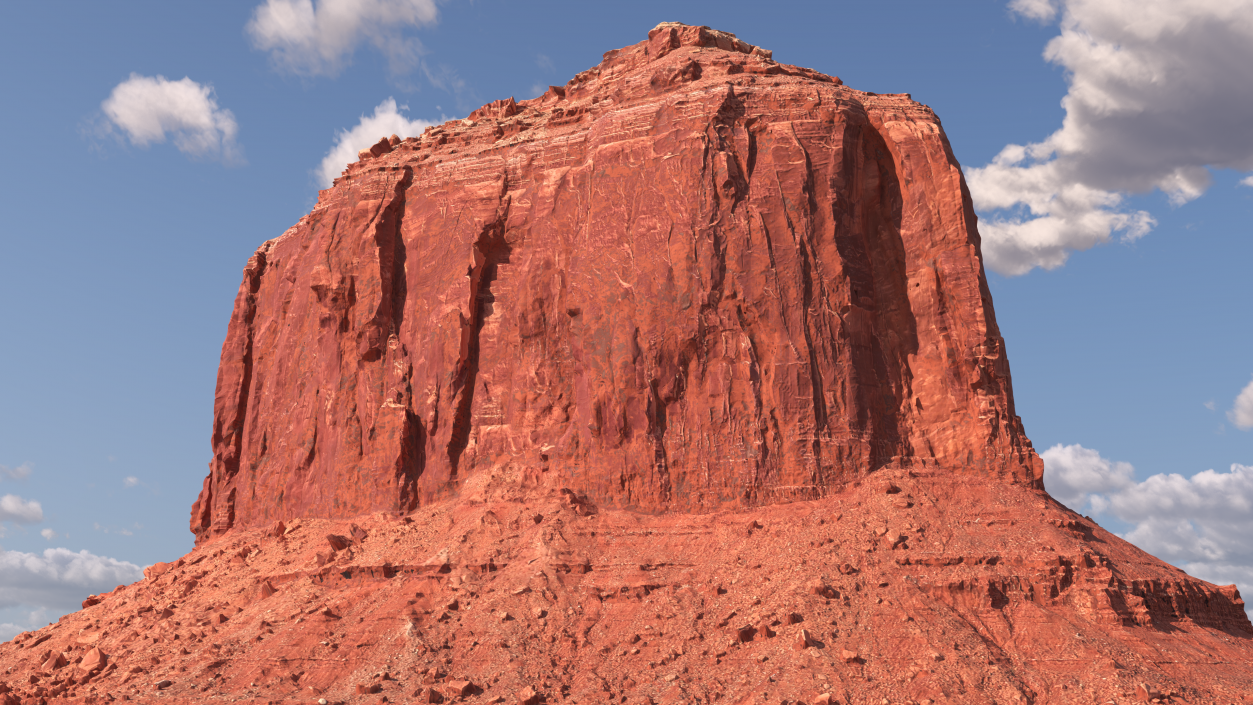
[3,24,1249,705]
[191,22,1041,542]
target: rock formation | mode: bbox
[190,21,1041,542]
[2,23,1251,705]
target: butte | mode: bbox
[2,23,1251,705]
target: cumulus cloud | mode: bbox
[40,529,57,541]
[967,0,1253,275]
[0,548,142,613]
[1242,176,1253,188]
[1041,443,1134,512]
[123,476,139,487]
[0,495,43,524]
[1043,443,1253,612]
[248,0,439,77]
[101,74,241,163]
[317,97,437,187]
[0,463,32,481]
[1231,377,1253,430]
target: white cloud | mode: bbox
[123,476,139,487]
[1230,377,1253,430]
[248,0,439,77]
[1112,465,1253,573]
[968,0,1253,275]
[1044,443,1253,615]
[1008,0,1058,21]
[0,495,43,524]
[1241,175,1253,188]
[0,548,142,613]
[1042,443,1134,512]
[40,529,57,541]
[0,463,32,481]
[317,97,437,187]
[101,74,241,163]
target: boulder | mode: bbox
[79,647,107,673]
[39,652,66,671]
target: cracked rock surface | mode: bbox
[4,23,1249,705]
[190,21,1042,541]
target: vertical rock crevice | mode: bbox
[447,218,513,480]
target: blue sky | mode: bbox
[0,0,1250,636]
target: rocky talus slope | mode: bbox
[2,23,1250,705]
[3,471,1252,704]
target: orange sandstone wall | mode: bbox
[191,24,1041,542]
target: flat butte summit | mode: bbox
[4,22,1252,705]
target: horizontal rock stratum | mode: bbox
[191,21,1042,542]
[4,23,1250,705]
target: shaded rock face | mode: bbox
[191,22,1041,542]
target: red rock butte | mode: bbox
[191,21,1042,542]
[3,24,1252,705]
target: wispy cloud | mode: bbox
[248,0,439,77]
[100,74,242,164]
[92,520,139,536]
[123,476,140,488]
[317,97,438,187]
[0,463,31,481]
[0,607,48,643]
[967,0,1253,275]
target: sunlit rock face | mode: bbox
[190,22,1041,542]
[2,26,1249,705]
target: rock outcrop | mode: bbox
[4,24,1250,705]
[191,21,1041,542]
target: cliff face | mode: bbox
[191,22,1041,542]
[5,25,1251,705]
